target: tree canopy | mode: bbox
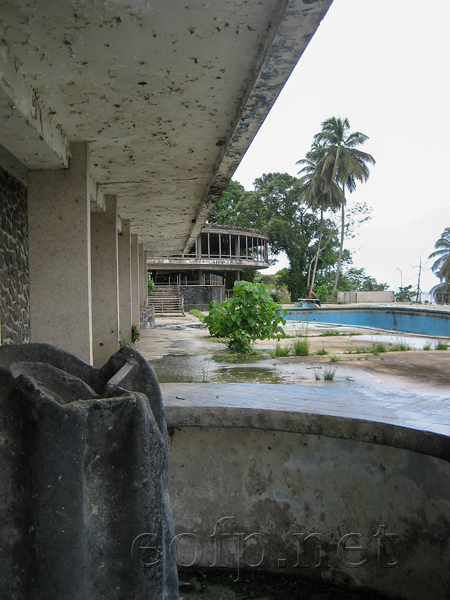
[429,227,450,303]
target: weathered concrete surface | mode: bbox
[162,386,450,599]
[0,0,332,256]
[0,344,178,600]
[168,425,450,599]
[0,165,29,345]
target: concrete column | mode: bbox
[118,220,132,341]
[28,142,93,363]
[131,234,139,328]
[138,244,145,308]
[143,251,148,307]
[91,196,119,368]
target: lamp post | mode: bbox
[396,267,403,289]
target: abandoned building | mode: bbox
[147,223,270,313]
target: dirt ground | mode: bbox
[136,314,450,395]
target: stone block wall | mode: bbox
[179,284,224,311]
[0,166,30,344]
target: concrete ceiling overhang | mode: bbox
[0,0,332,255]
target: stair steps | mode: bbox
[147,285,185,316]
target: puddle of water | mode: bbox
[210,366,282,384]
[212,353,270,364]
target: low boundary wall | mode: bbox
[163,386,450,599]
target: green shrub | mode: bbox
[147,276,155,294]
[204,281,286,353]
[131,324,140,344]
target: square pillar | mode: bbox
[143,251,148,307]
[28,142,93,364]
[138,243,145,308]
[118,219,132,341]
[91,195,119,368]
[131,234,139,327]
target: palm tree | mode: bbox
[429,227,450,303]
[297,142,343,289]
[313,117,375,292]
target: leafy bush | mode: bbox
[204,281,286,353]
[147,276,155,294]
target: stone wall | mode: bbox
[0,166,29,344]
[179,284,224,311]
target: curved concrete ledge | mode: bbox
[162,383,450,461]
[162,383,450,599]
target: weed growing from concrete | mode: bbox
[393,341,411,351]
[372,343,387,355]
[323,367,336,380]
[291,338,310,356]
[271,343,291,358]
[329,355,339,363]
[315,348,328,355]
[435,339,448,350]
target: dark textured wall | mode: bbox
[0,166,29,344]
[179,284,224,311]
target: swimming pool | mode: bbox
[285,305,450,337]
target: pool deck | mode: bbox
[161,382,450,460]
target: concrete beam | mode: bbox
[0,42,69,170]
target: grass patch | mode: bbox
[315,348,328,356]
[270,343,291,358]
[318,331,342,337]
[354,346,372,354]
[393,341,411,351]
[423,342,432,351]
[323,367,336,380]
[435,339,448,350]
[291,337,310,356]
[329,355,339,363]
[372,343,387,355]
[189,309,205,322]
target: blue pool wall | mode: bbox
[284,306,450,337]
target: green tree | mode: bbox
[429,227,450,303]
[297,141,343,290]
[232,173,338,299]
[339,267,388,292]
[208,180,245,224]
[312,117,375,292]
[204,281,286,353]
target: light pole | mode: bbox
[396,267,403,289]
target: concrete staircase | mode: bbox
[147,285,185,316]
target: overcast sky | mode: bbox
[234,0,450,295]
